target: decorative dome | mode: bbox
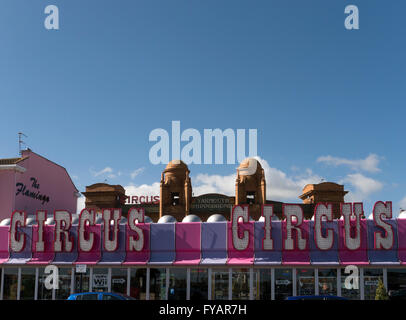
[237,216,254,222]
[258,215,279,222]
[93,214,126,225]
[144,216,153,223]
[339,215,358,220]
[0,218,10,226]
[398,210,406,219]
[310,215,328,221]
[158,215,177,223]
[182,215,202,223]
[26,216,37,225]
[109,216,127,225]
[164,160,189,172]
[238,158,262,175]
[45,217,56,225]
[207,214,227,223]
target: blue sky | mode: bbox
[0,0,405,216]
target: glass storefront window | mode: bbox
[364,268,383,300]
[231,268,250,300]
[150,268,167,300]
[111,268,128,295]
[74,268,90,294]
[20,268,36,300]
[211,269,229,300]
[340,267,360,300]
[3,268,18,300]
[318,269,337,296]
[190,269,208,300]
[256,269,272,300]
[387,268,406,299]
[296,269,315,296]
[56,268,73,300]
[92,268,109,292]
[130,268,147,299]
[274,269,292,300]
[38,268,53,300]
[168,268,187,300]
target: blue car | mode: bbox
[286,295,348,300]
[67,292,136,300]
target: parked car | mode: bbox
[67,292,136,300]
[286,295,348,300]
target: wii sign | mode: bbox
[93,275,108,289]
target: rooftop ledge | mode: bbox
[0,164,27,173]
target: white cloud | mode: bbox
[76,159,390,216]
[261,158,323,201]
[317,154,381,173]
[99,157,322,203]
[130,168,145,180]
[193,173,236,196]
[124,182,160,196]
[92,167,113,176]
[192,157,323,202]
[340,173,383,202]
[90,167,117,179]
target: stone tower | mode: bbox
[159,160,192,221]
[82,183,127,215]
[299,182,348,219]
[235,158,266,220]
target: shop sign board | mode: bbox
[76,264,87,273]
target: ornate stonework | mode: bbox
[159,160,192,221]
[299,182,348,219]
[235,158,266,220]
[83,160,350,222]
[82,183,127,215]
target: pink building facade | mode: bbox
[0,150,79,220]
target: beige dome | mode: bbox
[238,158,262,176]
[164,160,189,173]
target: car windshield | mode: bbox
[76,293,99,300]
[103,292,136,300]
[109,293,137,300]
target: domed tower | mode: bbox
[159,160,192,221]
[235,158,266,220]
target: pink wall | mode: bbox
[0,170,15,221]
[12,151,78,216]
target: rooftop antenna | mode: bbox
[18,132,28,156]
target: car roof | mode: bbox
[70,292,123,296]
